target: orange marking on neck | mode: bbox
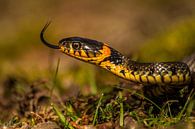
[102,45,111,56]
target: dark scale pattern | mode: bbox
[126,61,191,86]
[127,61,156,75]
[109,48,125,65]
[154,62,190,76]
[127,61,190,77]
[99,48,125,65]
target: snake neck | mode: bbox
[98,47,191,85]
[98,47,133,80]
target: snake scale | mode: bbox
[40,22,192,96]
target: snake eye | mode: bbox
[72,42,81,49]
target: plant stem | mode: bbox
[119,91,124,127]
[93,93,104,125]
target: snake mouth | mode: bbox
[40,21,59,49]
[59,43,103,59]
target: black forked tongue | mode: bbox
[40,21,59,49]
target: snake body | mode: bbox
[40,22,192,95]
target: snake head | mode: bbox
[40,22,111,64]
[59,37,111,63]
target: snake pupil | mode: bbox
[72,42,80,49]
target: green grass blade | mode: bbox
[93,93,104,125]
[52,103,74,129]
[177,89,195,120]
[50,58,60,96]
[119,91,124,127]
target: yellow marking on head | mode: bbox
[69,49,74,55]
[60,47,65,52]
[88,51,95,58]
[74,51,80,56]
[80,50,88,57]
[89,45,111,63]
[148,76,156,84]
[163,74,171,83]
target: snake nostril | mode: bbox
[62,42,70,48]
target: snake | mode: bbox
[40,22,192,96]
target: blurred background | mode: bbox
[0,0,195,95]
